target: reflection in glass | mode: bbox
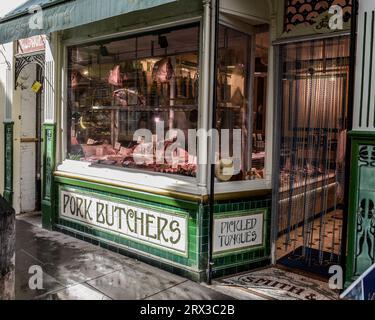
[215,25,269,182]
[67,26,200,177]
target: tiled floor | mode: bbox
[15,213,232,300]
[276,210,343,261]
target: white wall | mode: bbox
[0,1,27,195]
[353,0,375,131]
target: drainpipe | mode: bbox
[207,0,219,286]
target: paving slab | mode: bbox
[36,283,112,300]
[17,212,43,228]
[145,281,236,300]
[15,250,65,300]
[86,266,186,300]
[15,215,233,300]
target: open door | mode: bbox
[276,36,350,278]
[19,63,43,213]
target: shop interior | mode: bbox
[276,36,350,277]
[67,25,200,177]
[67,23,270,183]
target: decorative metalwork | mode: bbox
[355,145,375,275]
[284,0,353,33]
[15,53,45,89]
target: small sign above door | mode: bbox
[17,35,46,55]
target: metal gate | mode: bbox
[276,36,350,276]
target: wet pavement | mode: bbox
[15,213,233,300]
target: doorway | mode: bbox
[275,36,350,278]
[18,63,44,213]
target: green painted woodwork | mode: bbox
[3,122,14,204]
[346,131,375,287]
[349,131,375,139]
[42,124,57,230]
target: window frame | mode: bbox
[57,17,273,196]
[212,18,272,189]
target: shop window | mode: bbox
[66,25,200,177]
[215,25,269,182]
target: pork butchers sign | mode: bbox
[213,211,264,255]
[59,189,187,255]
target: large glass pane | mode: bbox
[67,25,200,177]
[215,25,269,182]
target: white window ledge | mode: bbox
[56,160,203,196]
[56,160,272,198]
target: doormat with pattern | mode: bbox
[217,267,339,300]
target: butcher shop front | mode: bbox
[1,0,366,287]
[52,1,273,282]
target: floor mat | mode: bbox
[277,246,340,279]
[216,267,339,300]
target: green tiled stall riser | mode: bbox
[53,179,204,281]
[51,175,271,282]
[201,197,272,279]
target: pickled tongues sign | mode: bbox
[60,189,187,254]
[213,212,264,254]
